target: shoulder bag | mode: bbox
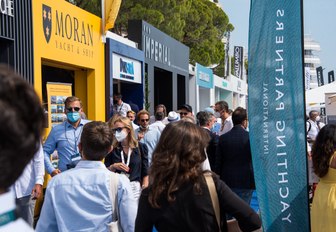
[108,173,122,232]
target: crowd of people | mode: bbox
[1,65,335,232]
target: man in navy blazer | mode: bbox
[215,107,255,204]
[196,111,218,170]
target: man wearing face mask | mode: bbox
[214,100,233,136]
[307,110,325,146]
[43,96,90,176]
[215,107,255,205]
[196,111,218,170]
[134,110,161,166]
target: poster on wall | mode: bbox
[46,83,72,128]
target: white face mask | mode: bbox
[115,130,128,142]
[214,112,221,118]
[315,116,321,122]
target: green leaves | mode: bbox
[68,0,233,76]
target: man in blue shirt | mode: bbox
[43,96,89,176]
[36,121,137,231]
[135,110,161,166]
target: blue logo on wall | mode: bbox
[120,58,134,80]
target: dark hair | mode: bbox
[215,100,229,113]
[113,92,122,99]
[64,96,82,108]
[155,104,167,117]
[196,111,212,126]
[0,65,44,190]
[232,107,247,126]
[80,121,113,161]
[309,110,319,118]
[312,124,336,178]
[155,111,164,121]
[149,121,210,208]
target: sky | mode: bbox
[218,0,336,74]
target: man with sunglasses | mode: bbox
[135,110,161,166]
[178,104,193,119]
[43,96,89,177]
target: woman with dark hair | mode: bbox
[135,121,261,232]
[311,124,336,232]
[105,116,149,201]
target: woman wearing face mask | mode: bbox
[105,116,149,201]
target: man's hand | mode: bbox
[31,184,42,200]
[51,169,61,177]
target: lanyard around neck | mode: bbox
[121,148,132,167]
[0,210,16,226]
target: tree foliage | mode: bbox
[67,0,234,76]
[114,0,233,76]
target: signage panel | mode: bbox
[112,53,142,84]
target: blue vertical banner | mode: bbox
[248,0,309,231]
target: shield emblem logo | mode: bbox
[42,4,52,43]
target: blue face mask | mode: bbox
[67,112,81,123]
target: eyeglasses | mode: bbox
[66,107,80,112]
[112,127,125,133]
[140,119,149,122]
[180,112,188,116]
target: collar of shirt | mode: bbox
[65,119,86,129]
[0,191,15,215]
[75,160,107,170]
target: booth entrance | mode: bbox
[112,79,143,112]
[154,67,173,112]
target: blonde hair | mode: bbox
[108,115,138,149]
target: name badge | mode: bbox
[71,153,81,162]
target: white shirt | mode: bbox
[12,144,44,198]
[0,191,34,232]
[113,101,131,117]
[307,119,325,141]
[150,121,166,133]
[218,116,233,136]
[132,121,139,131]
[150,116,169,125]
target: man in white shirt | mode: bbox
[214,101,233,136]
[0,65,44,231]
[12,144,44,226]
[111,93,131,117]
[307,110,325,146]
[150,111,166,133]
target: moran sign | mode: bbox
[35,0,102,64]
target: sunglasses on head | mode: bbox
[180,112,188,116]
[66,107,80,112]
[140,119,149,122]
[112,127,125,133]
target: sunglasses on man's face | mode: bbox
[140,119,149,122]
[180,112,188,116]
[112,127,125,133]
[66,107,80,112]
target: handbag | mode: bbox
[108,173,122,232]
